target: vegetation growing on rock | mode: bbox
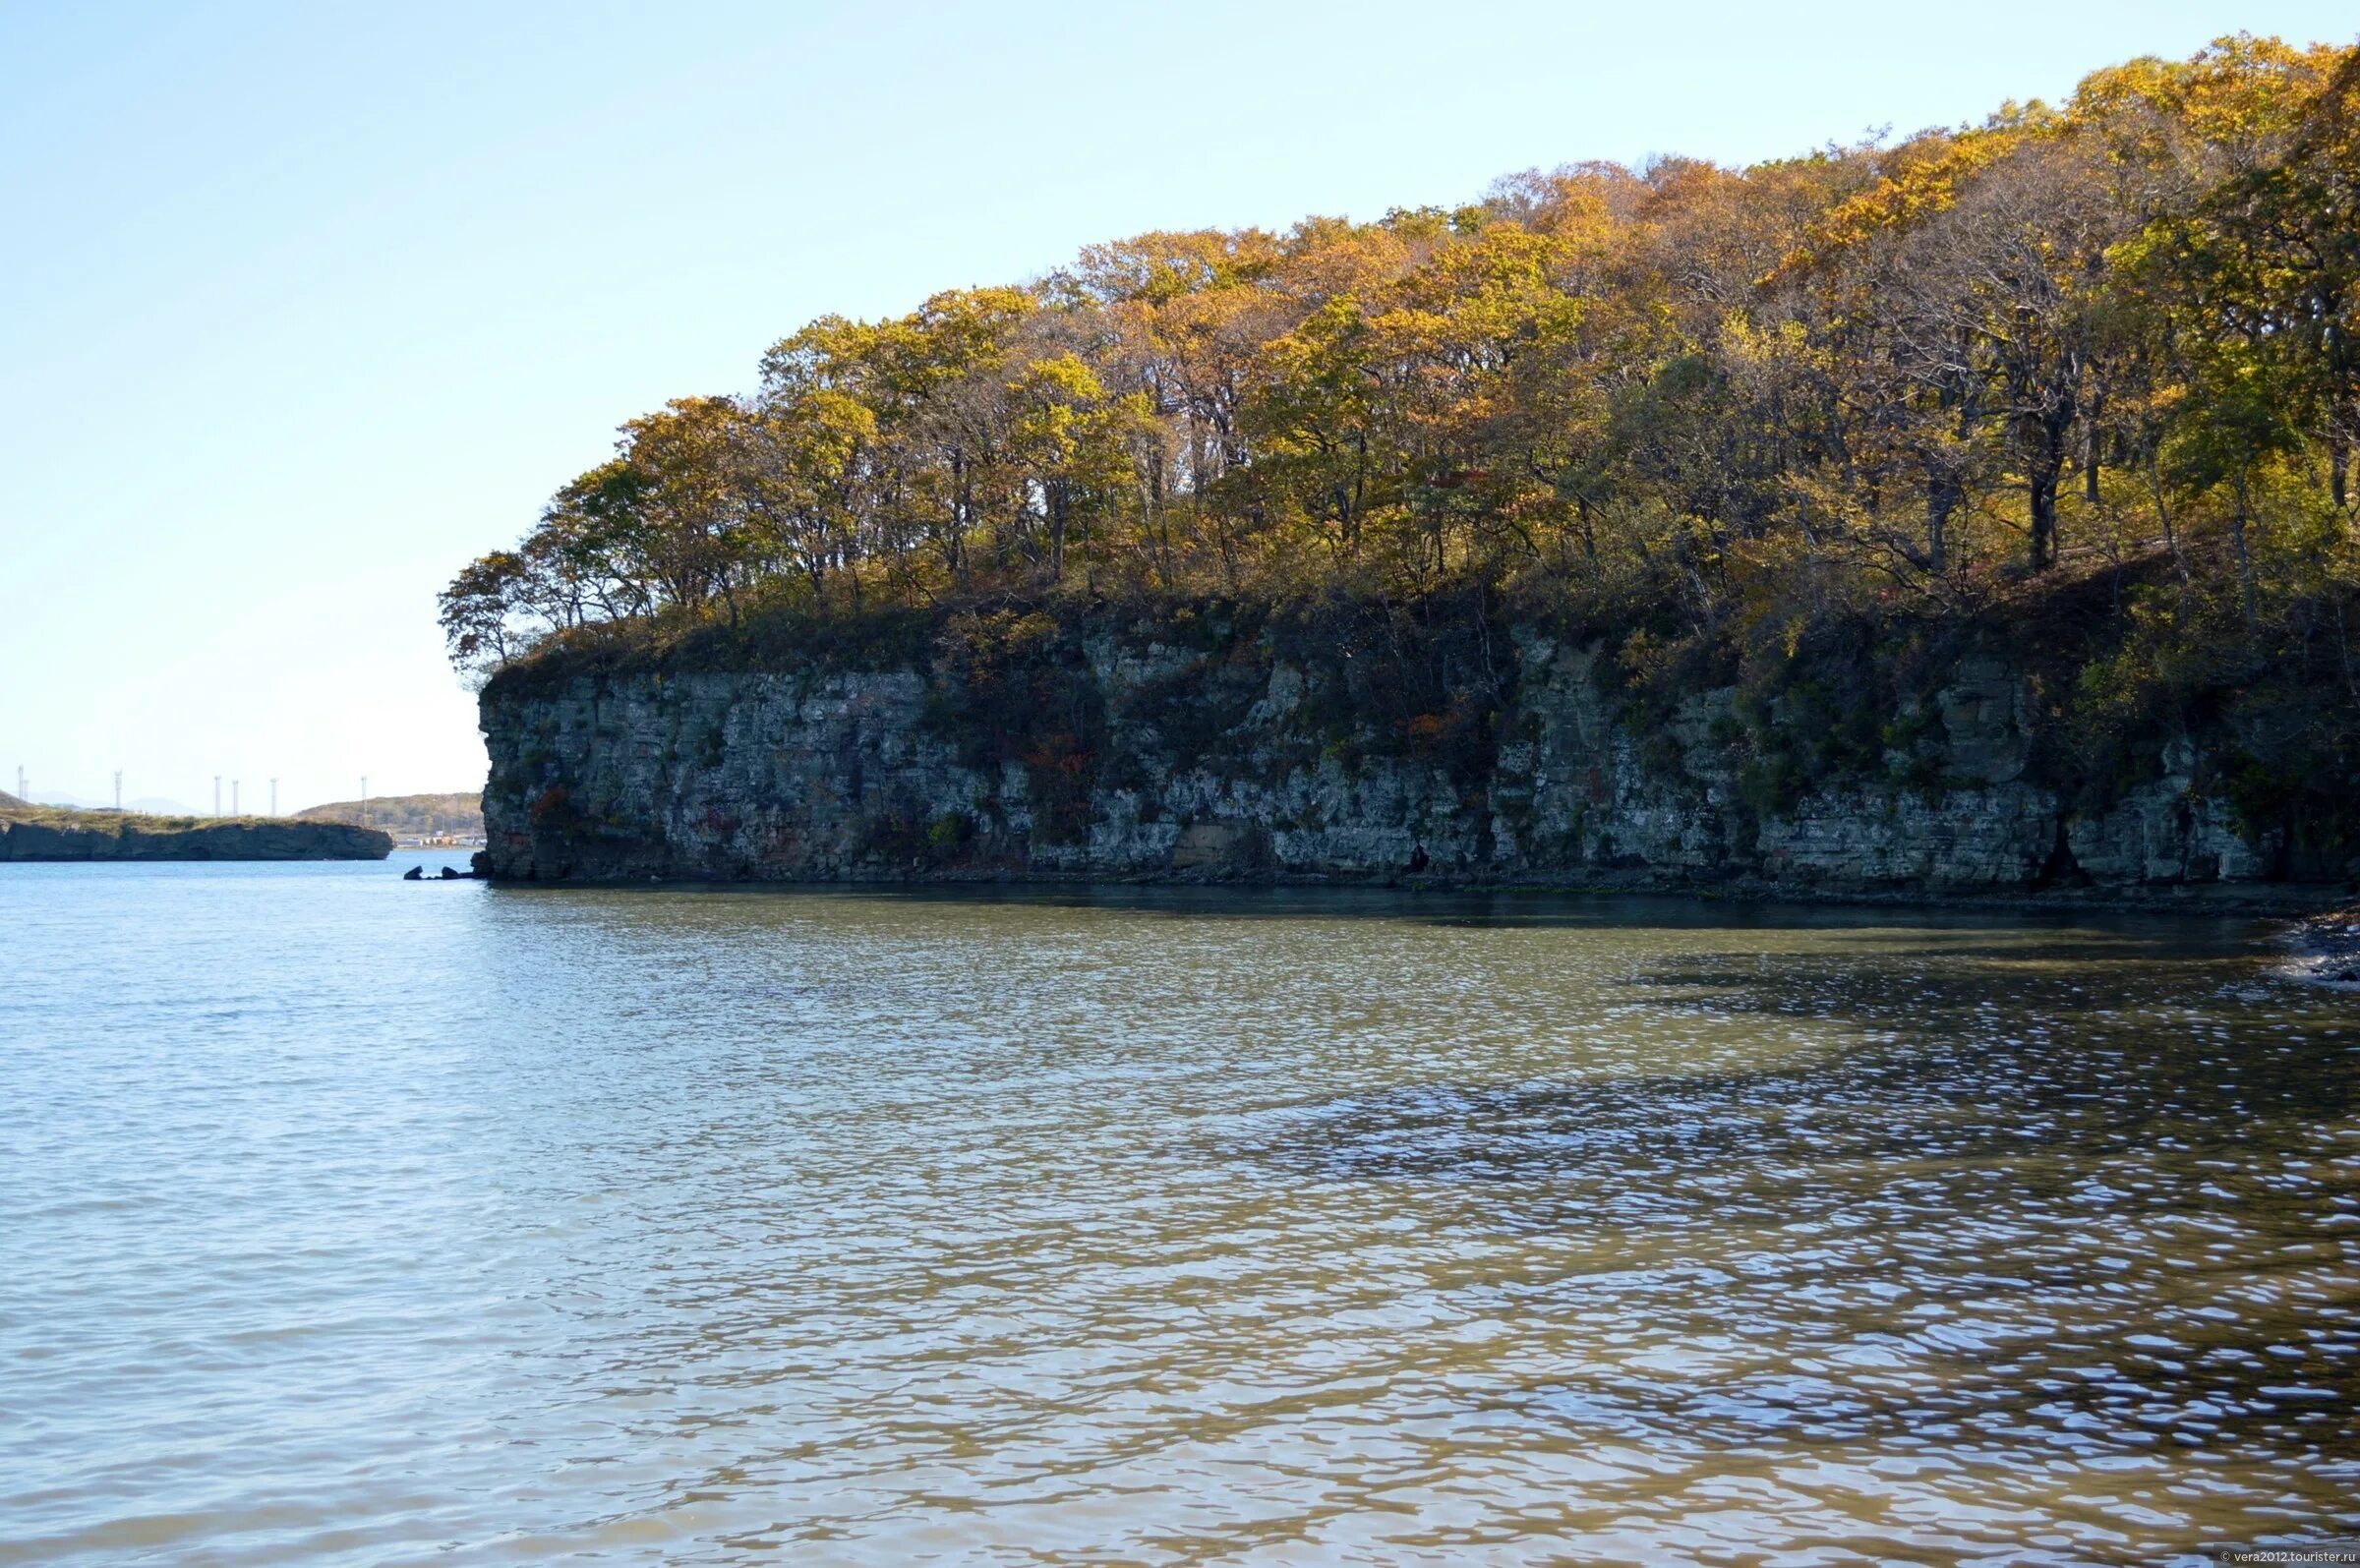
[452,37,2360,860]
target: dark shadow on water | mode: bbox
[496,875,2282,950]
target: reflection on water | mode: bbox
[0,861,2353,1564]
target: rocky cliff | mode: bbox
[0,811,393,861]
[477,614,2335,902]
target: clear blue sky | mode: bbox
[4,2,2353,813]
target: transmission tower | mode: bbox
[231,780,240,816]
[269,778,278,817]
[113,771,122,812]
[214,776,222,816]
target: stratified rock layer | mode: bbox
[478,631,2315,899]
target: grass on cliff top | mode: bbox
[477,555,2138,699]
[483,596,944,694]
[0,800,320,833]
[480,573,1580,699]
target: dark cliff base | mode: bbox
[476,597,2358,909]
[471,866,2348,917]
[0,809,394,861]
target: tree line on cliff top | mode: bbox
[446,38,2359,733]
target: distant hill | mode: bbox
[295,791,482,838]
[0,789,27,812]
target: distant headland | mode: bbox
[0,795,392,861]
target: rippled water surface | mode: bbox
[3,856,2356,1564]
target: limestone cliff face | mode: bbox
[478,629,2303,897]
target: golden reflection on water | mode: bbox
[0,865,2354,1564]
